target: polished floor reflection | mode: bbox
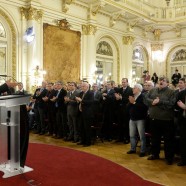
[29,133,186,186]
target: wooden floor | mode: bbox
[29,133,186,186]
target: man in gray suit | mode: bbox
[64,82,80,142]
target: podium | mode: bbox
[0,95,33,178]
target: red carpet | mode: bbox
[0,143,162,186]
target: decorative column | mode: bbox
[122,35,135,84]
[20,5,43,92]
[81,24,97,84]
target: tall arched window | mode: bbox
[170,48,186,78]
[132,47,146,84]
[96,41,114,84]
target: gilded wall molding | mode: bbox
[62,0,74,13]
[20,6,43,21]
[91,1,106,16]
[0,9,16,79]
[82,24,97,35]
[123,36,135,45]
[166,44,186,77]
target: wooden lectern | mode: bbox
[0,95,33,178]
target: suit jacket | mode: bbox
[92,90,102,113]
[175,89,186,119]
[66,90,79,116]
[102,88,116,112]
[46,89,57,109]
[33,88,48,108]
[55,88,67,111]
[0,83,9,94]
[80,90,94,118]
[119,86,133,106]
[127,93,148,121]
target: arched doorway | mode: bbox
[95,36,120,84]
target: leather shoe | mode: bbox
[147,155,159,160]
[77,142,83,145]
[166,159,173,165]
[177,161,186,166]
[139,152,146,157]
[127,150,136,154]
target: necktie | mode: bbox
[70,92,72,97]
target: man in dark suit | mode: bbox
[115,78,133,143]
[33,81,48,135]
[75,82,94,146]
[0,81,17,95]
[176,89,186,166]
[44,82,57,136]
[51,81,68,139]
[92,83,102,116]
[102,80,116,141]
[64,82,79,142]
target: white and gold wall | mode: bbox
[0,0,186,92]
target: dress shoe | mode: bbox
[127,150,136,154]
[147,155,159,160]
[166,159,173,165]
[77,142,84,145]
[177,161,186,166]
[139,152,146,157]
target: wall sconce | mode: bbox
[31,65,46,88]
[24,26,35,43]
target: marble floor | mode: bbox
[29,133,186,186]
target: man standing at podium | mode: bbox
[0,80,17,94]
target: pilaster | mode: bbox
[122,35,135,84]
[81,24,97,84]
[20,5,43,91]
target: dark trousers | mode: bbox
[179,117,186,163]
[150,119,175,160]
[55,109,68,138]
[80,114,92,145]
